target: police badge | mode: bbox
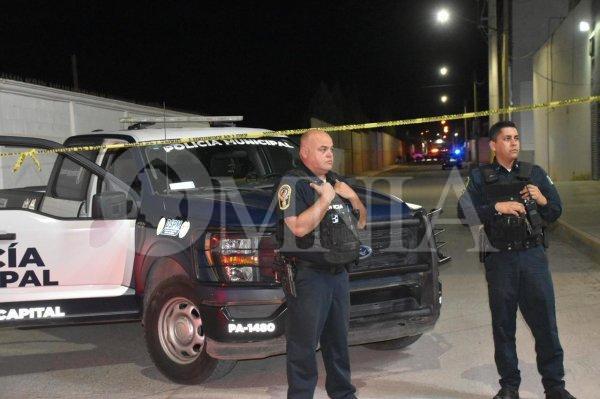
[278,184,291,210]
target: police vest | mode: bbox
[277,169,361,266]
[480,162,543,250]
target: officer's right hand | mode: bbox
[310,182,336,203]
[494,201,526,216]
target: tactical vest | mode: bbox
[277,169,361,266]
[480,162,544,251]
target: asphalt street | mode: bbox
[1,165,599,399]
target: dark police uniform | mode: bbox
[462,160,565,394]
[276,163,358,399]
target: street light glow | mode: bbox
[439,66,448,76]
[437,9,450,24]
[579,21,591,32]
[454,132,459,137]
[440,95,448,103]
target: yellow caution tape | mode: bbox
[3,94,600,173]
[12,149,41,173]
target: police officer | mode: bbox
[461,121,575,399]
[276,128,366,399]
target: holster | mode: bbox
[478,226,489,263]
[275,254,297,298]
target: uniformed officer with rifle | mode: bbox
[460,121,575,399]
[275,128,366,399]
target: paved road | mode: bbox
[1,166,598,399]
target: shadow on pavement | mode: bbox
[0,321,151,377]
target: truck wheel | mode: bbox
[363,334,422,350]
[144,276,236,384]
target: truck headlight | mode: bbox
[204,232,276,283]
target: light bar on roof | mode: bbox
[119,116,244,123]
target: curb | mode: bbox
[551,220,600,265]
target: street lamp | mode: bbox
[440,95,448,103]
[439,66,448,76]
[579,21,591,32]
[436,9,450,24]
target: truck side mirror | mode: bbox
[92,192,128,219]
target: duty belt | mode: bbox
[495,234,544,251]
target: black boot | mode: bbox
[493,387,519,399]
[546,387,576,399]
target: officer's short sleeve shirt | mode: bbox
[276,173,314,219]
[276,167,349,221]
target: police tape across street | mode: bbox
[2,94,600,173]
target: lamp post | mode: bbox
[434,5,490,165]
[436,9,450,24]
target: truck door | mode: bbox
[0,136,139,326]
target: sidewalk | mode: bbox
[552,180,600,264]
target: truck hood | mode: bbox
[163,185,413,229]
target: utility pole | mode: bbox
[499,0,511,120]
[71,54,79,91]
[473,70,480,165]
[463,101,468,145]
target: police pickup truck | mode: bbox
[0,119,448,384]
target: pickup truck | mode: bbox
[0,123,448,384]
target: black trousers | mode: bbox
[484,245,565,392]
[285,266,356,399]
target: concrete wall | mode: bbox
[532,0,592,180]
[591,0,600,179]
[0,78,200,143]
[512,0,569,162]
[310,117,402,175]
[488,0,501,128]
[0,79,201,189]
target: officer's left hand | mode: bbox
[333,180,358,200]
[520,184,547,206]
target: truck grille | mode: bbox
[349,223,422,274]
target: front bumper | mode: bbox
[198,275,441,360]
[206,305,438,360]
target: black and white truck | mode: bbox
[0,118,448,384]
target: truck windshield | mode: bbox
[143,137,299,193]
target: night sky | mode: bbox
[1,1,488,134]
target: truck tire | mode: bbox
[363,334,422,350]
[143,276,236,384]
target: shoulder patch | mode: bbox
[278,184,292,210]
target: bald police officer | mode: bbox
[461,121,575,399]
[276,129,366,399]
